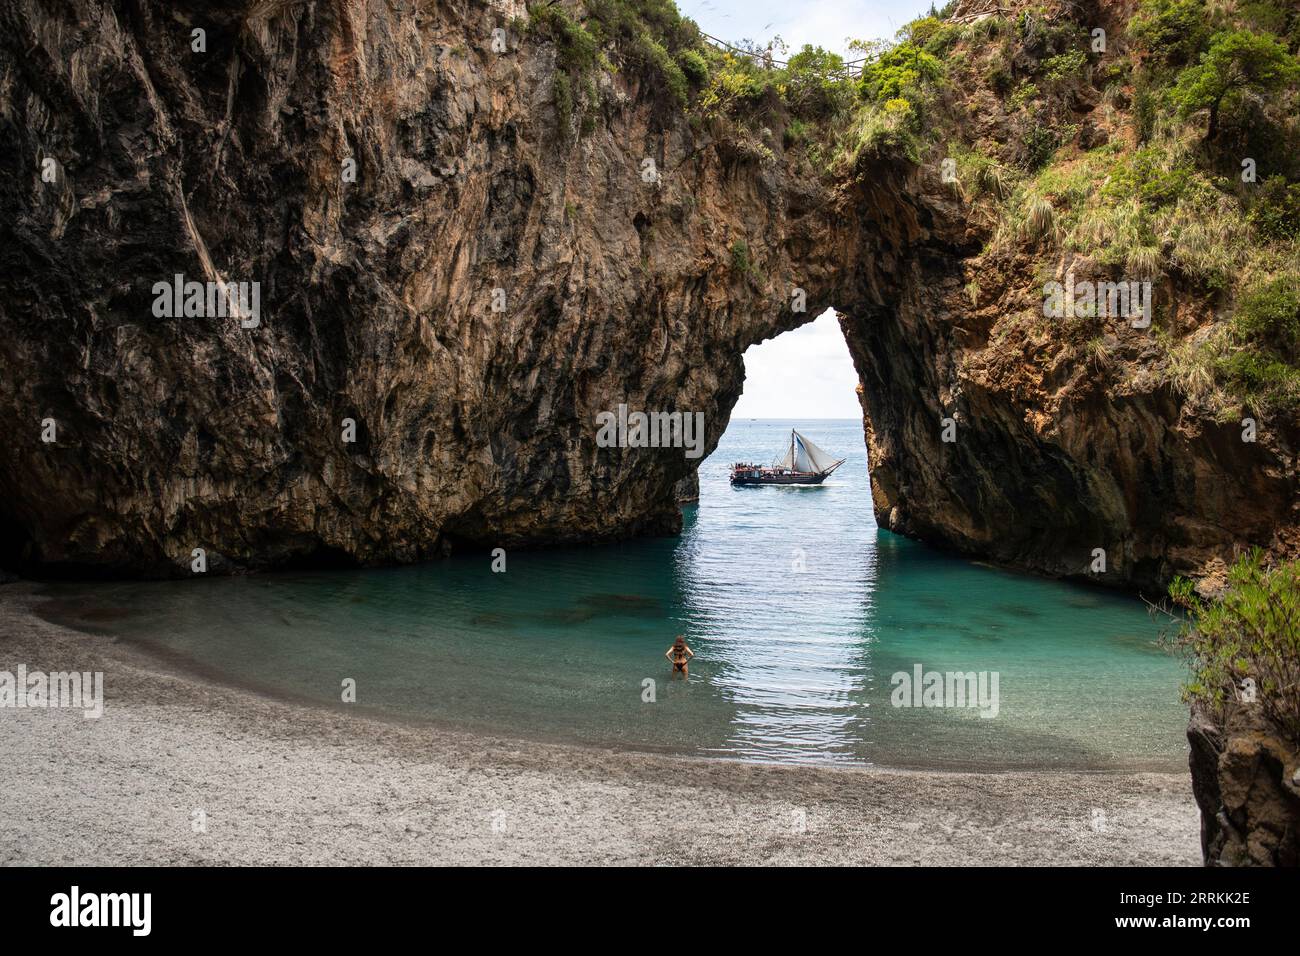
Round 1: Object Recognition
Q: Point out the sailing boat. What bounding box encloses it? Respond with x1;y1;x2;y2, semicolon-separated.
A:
729;429;846;486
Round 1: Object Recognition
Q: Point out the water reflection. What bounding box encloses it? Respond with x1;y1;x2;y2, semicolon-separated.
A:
677;500;881;763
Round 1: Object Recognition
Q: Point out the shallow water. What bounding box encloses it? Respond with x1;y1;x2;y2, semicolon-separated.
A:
39;419;1189;770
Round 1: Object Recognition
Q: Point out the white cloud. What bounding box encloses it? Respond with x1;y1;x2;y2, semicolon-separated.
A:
732;310;862;419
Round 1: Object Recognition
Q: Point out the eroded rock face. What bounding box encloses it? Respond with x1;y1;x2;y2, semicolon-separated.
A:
847;257;1298;593
1188;705;1300;866
841;0;1299;594
0;0;1294;587
0;0;857;573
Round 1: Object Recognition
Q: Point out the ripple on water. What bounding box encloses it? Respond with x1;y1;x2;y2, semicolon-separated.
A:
35;420;1190;771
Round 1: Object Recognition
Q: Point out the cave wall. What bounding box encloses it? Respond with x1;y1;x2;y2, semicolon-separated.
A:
0;0;1294;590
0;0;894;574
845;250;1297;593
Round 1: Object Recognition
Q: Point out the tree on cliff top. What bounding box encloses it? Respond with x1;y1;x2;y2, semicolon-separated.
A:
1170;29;1300;140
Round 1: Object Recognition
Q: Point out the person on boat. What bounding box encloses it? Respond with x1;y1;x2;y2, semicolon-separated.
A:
665;635;694;677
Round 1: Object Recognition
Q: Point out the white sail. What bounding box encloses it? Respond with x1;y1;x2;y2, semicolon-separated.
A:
792;431;841;473
771;430;843;474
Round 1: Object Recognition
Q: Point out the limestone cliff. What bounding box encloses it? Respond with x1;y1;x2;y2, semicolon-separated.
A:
0;0;1294;592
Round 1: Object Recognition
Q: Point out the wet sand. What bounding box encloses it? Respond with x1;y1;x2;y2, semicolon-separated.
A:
0;583;1201;866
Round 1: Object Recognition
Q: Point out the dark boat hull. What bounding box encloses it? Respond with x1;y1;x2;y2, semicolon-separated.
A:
730;472;829;486
730;432;845;487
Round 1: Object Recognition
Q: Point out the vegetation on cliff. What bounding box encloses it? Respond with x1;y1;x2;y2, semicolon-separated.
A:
525;0;1300;421
1170;551;1300;745
890;0;1300;421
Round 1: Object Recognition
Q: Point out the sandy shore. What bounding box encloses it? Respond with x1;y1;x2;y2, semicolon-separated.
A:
0;582;1201;866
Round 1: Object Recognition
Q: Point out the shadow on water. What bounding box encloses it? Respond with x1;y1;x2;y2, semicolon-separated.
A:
536;593;663;624
994;603;1043;619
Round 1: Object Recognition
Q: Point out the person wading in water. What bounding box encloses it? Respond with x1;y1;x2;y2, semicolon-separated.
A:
665;635;694;678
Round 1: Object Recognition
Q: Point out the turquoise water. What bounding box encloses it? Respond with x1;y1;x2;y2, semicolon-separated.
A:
39;419;1189;770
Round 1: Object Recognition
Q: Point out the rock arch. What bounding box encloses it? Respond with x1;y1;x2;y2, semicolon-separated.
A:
0;0;1291;590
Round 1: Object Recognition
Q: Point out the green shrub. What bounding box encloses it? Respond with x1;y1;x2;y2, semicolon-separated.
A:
968;14;1011;42
1234;274;1300;361
1021;122;1062;170
532;0;710;112
1168;552;1300;744
1041;49;1087;83
901;16;943;47
841;98;922;164
1130;77;1159;143
1217;275;1300;410
627;32;689;104
529;5;600;73
1248;176;1300;242
1218;349;1300;402
553;71;574;123
784;117;811;146
1108;147;1196;206
677;48;708;86
1009;81;1040;111
1239;0;1291;36
858;42;943;102
985;62;1014;94
784;45;853;118
923;21;963;55
1127;0;1212;67
528;4;606;127
1095;60;1130;89
730;239;752;275
698;56;777;116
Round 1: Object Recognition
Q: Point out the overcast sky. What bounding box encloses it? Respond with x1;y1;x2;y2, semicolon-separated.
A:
731;310;863;419
678;1;933;419
679;0;935;59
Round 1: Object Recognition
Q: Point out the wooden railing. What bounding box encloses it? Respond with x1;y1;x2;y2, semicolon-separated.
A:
698;31;872;80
